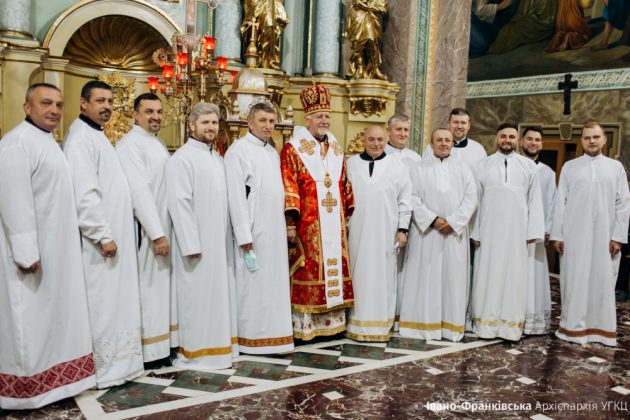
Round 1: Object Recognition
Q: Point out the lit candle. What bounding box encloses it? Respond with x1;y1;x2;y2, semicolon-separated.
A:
162;65;174;80
147;76;159;94
217;56;228;70
177;52;188;66
204;36;216;51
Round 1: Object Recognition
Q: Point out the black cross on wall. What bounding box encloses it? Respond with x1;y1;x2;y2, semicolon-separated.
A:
558;74;578;115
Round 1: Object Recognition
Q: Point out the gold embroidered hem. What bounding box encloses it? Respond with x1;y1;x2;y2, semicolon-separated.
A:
141;332;170;345
293;323;346;341
348;317;395;328
399;321;465;333
557;327;616;339
346;331;392;342
231;337;238;345
291;300;354;314
238;335;294;347
170;324;179;332
472;317;525;329
176;344;233;359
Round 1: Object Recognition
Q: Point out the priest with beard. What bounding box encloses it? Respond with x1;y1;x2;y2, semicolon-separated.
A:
166;102;235;369
471;122;544;341
519;126;556;335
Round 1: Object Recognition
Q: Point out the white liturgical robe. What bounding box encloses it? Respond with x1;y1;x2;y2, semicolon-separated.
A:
524;161;556;335
424;137;487;170
471;151;545;341
167;138;233;369
116;125;172;361
64;116;144;388
0;121;96;409
346;153;412;341
400;153;477;342
551;154;630;346
224;132;294;354
385;143;422;330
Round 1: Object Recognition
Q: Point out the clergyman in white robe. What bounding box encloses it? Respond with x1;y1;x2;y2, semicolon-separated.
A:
167;138;233;369
384;142;421;331
116;124;172;361
552;153;630;346
471;150;545;341
524;161;556;334
400;151;477;342
346;150;412;341
64;114;144;388
0;119;96;409
225;131;294;354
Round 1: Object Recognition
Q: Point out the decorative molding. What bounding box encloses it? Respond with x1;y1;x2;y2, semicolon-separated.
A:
410;0;433;153
64;15;169;71
467;68;630;99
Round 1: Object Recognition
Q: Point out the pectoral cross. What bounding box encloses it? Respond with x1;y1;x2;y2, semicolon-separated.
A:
321;191;338;213
298;139;316;155
558;73;578;115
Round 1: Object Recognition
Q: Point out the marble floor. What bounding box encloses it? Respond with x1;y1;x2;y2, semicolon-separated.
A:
2;276;630;419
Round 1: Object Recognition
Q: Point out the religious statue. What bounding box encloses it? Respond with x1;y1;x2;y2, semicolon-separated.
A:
344;0;388;80
241;0;289;70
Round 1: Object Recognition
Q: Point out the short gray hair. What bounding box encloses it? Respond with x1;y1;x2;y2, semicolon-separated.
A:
189;102;220;125
248;101;276;121
387;113;410;127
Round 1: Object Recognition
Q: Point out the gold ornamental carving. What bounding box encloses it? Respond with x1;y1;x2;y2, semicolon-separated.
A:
241;0;288;70
97;72;135;144
349;96;388;117
344;0;388;80
64;16;169;71
347;129;366;154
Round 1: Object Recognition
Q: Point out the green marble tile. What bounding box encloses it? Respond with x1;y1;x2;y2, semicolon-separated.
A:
387;336;448;351
340;344;386;360
170;370;231;392
233;360;287;381
290;352;341;370
97;381;166;410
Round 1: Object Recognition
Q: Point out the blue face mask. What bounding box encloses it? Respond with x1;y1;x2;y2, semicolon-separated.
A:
244;250;258;272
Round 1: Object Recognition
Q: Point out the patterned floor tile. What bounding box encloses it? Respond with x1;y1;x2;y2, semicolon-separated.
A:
340;343;386;360
169;370;231;392
289;352;343;370
387;336;449;351
97;382;172;411
233;360;288;381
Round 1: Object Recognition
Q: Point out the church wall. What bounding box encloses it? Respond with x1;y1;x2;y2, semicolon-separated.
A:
466;89;630;173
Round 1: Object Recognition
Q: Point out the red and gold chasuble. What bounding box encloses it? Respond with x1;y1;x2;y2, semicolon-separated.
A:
280;126;354;313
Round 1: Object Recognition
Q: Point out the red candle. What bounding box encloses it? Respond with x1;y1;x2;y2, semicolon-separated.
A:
177;52;188;66
204;36;216;51
147;76;159;93
230;70;237;83
217;56;228;70
162;65;174;80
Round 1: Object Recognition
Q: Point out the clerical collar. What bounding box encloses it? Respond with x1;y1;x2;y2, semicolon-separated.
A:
248;131;268;146
359;151;386;161
79;114;104;131
313;134;328;143
534;160;540;165
359;151;386;177
188;137;213;152
453;138;468;148
24;117;51;133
